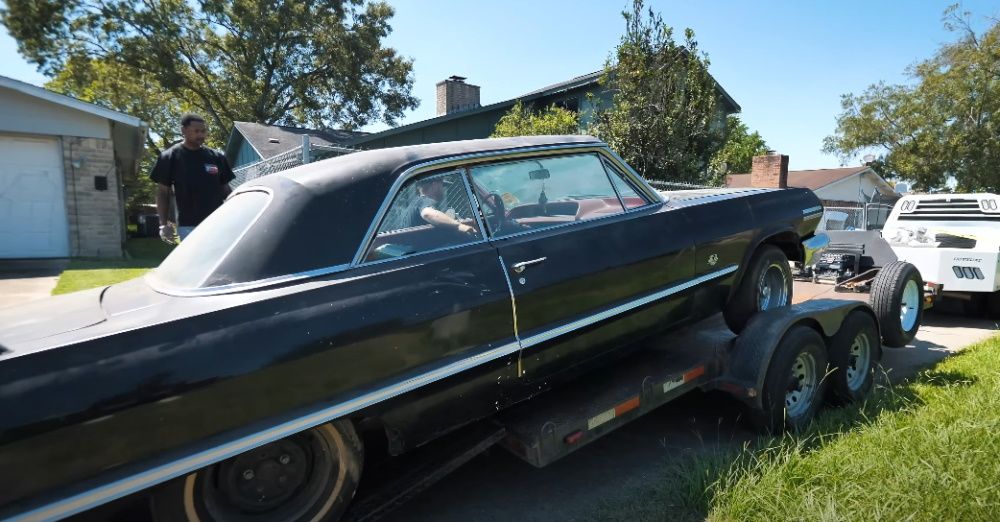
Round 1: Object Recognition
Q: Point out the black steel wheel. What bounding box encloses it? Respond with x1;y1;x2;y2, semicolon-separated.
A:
724;245;793;334
748;325;829;433
151;420;363;522
870;261;923;348
827;311;881;405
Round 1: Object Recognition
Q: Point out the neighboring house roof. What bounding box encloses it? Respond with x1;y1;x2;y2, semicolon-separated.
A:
352;69;741;147
726;167;874;191
226;121;368;161
0;75;145;129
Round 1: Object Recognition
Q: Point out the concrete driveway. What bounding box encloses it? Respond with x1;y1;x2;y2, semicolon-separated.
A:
0;259;67;309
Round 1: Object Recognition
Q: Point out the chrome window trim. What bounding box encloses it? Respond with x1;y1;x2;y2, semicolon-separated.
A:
802;205;823;216
598;148;665;204
352;143;612;266
599;155;656;212
11;258;733;522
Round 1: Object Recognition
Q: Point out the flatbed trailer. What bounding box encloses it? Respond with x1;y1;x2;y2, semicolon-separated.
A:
342;299;882;521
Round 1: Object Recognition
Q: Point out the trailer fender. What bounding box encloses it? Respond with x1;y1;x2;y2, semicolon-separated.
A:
717;299;877;409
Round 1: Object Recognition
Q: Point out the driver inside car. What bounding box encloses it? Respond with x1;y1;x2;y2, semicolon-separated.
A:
406;176;478;235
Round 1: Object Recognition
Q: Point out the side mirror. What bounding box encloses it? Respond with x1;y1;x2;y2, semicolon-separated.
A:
528;169;550;181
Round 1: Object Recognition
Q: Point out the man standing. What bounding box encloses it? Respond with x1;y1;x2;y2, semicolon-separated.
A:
151;114;235;242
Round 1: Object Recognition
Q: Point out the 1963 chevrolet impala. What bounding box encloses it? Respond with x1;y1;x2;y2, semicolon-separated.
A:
0;136;825;521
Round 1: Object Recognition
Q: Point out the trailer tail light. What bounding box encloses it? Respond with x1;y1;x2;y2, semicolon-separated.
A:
564;430;585;445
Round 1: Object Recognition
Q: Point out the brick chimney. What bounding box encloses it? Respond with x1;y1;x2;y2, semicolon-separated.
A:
750;151;789;189
436;76;481;116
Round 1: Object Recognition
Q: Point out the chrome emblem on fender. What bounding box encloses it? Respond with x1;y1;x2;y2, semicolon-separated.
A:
708;254;719;266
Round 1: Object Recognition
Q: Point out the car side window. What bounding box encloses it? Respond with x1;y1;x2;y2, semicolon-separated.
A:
469;153;626;236
364;170;481;262
602;158;650;209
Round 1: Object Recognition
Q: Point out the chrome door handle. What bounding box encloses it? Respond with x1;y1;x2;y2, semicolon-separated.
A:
511;257;547;274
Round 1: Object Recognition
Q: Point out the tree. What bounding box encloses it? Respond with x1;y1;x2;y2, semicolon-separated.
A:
591;0;726;185
2;0;418;144
709;115;769;181
491;101;580;138
824;6;1000;192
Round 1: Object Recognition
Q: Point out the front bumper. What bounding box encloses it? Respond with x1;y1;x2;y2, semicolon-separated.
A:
802;233;830;266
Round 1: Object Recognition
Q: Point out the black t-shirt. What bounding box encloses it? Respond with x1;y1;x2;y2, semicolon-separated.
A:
406;195;438;227
150;144;235;226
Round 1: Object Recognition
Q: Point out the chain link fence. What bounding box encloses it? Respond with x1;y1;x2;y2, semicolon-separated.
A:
819;204;894;231
232;138;359;187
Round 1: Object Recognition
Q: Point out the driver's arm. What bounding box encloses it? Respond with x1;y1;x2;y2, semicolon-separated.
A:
420;207;476;235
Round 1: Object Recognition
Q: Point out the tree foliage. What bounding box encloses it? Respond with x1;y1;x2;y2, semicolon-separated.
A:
824;6;1000;192
591;0;726;184
709;115;769;179
2;0;418;141
491;101;580;138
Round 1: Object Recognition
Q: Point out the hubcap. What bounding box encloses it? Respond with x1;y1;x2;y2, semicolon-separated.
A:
846;332;871;390
220;439;310;512
900;279;919;332
758;264;789;311
785;351;818;417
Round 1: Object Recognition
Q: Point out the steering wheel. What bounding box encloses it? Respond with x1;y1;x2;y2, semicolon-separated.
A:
484;192;507;233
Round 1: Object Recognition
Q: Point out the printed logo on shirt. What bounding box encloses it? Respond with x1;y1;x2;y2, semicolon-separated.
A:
204;163;219;175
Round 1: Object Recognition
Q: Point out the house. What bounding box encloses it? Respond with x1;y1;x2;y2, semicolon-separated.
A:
351;72;742;149
726;153;900;230
0;75;146;259
225;121;367;170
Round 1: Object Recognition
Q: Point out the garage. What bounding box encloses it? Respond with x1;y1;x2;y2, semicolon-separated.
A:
0;135;69;258
0;75;147;258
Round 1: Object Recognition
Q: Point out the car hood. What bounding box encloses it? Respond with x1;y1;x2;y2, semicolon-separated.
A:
0;286;107;347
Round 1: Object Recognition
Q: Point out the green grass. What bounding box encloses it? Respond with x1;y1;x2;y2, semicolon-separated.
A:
51;238;174;295
593;336;1000;521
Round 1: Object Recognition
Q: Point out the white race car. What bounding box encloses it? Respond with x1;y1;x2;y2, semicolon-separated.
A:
882;193;1000;311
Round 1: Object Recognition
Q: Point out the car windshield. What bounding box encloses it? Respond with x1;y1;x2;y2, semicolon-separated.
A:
149;190;271;289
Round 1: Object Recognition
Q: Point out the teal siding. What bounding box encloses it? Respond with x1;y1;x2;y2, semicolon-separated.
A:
233;137;261;168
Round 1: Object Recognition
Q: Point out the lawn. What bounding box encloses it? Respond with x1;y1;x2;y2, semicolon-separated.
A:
595;336;1000;521
51;238;174;295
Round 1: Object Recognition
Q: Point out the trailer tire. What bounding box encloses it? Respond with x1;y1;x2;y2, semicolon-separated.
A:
870;261;923;348
827;311;881;405
748;325;829;433
724;245;793;334
150;419;363;522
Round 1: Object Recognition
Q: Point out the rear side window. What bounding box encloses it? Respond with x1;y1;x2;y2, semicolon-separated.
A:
150;191;270;288
364;170;482;262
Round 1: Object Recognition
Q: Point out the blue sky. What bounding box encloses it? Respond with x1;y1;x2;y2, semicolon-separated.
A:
2;0;998;170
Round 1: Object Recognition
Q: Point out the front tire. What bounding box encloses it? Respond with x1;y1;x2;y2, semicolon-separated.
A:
724;245;793;334
870;261;923;348
151;419;363;522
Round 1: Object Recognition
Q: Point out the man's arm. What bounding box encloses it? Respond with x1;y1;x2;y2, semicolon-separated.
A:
420;207;476;235
156;183;173;226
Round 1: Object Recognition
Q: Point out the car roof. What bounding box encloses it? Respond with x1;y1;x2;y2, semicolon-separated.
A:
206;136;605;287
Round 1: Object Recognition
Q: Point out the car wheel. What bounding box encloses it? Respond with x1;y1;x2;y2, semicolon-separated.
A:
747;325;829;433
827;311;881;405
724;245;793;334
151;419;363;522
870;261;923;348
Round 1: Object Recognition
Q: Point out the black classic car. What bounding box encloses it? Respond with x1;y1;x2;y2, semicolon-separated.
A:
0;136;825;521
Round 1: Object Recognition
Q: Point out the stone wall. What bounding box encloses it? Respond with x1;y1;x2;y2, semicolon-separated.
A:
62;136;124;257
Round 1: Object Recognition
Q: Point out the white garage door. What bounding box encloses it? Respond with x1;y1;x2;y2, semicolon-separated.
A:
0;136;69;258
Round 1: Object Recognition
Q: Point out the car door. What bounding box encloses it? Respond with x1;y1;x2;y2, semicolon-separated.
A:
468;152;696;384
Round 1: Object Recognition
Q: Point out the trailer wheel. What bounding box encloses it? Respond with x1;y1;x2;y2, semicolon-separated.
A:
749;326;828;433
724;245;793;334
870;261;923;348
151;419;363;522
827;311;881;405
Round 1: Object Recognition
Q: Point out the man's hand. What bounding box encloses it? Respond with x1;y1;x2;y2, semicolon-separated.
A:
457;223;477;236
159;222;178;244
